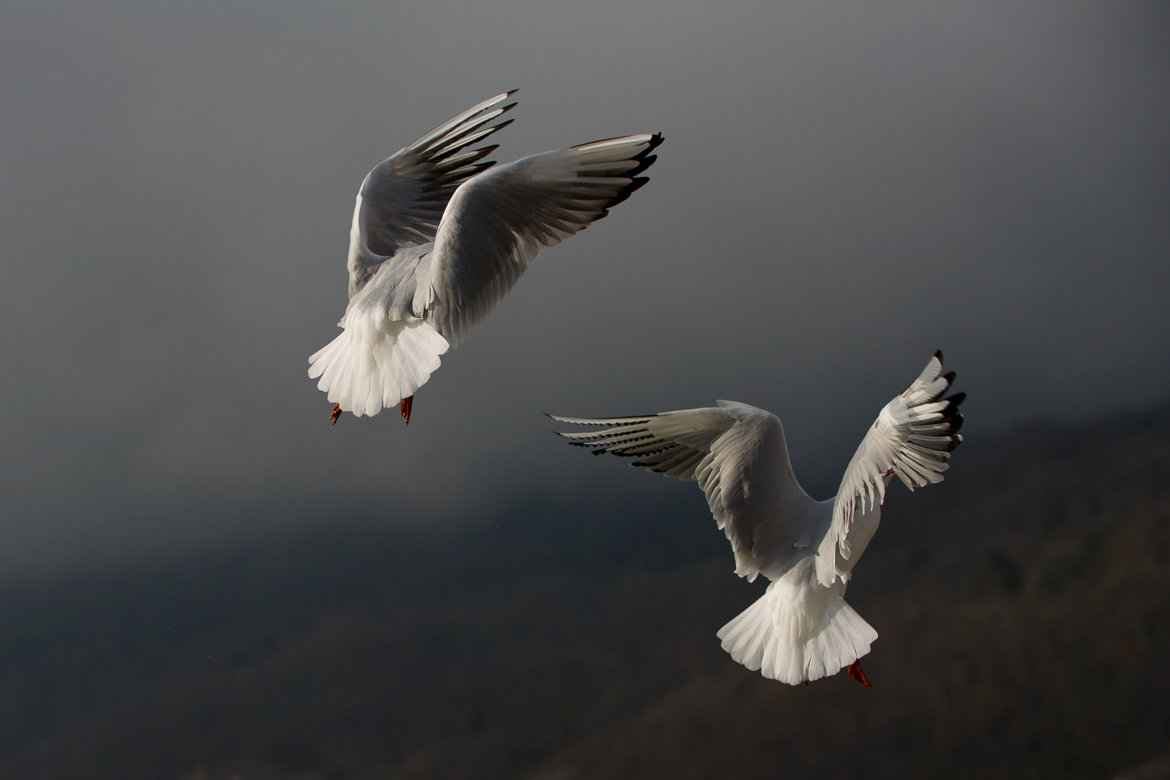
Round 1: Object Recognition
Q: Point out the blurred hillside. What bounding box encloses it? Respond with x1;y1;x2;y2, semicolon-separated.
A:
1;404;1168;780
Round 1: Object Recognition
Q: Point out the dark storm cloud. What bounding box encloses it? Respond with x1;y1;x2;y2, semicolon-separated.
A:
1;1;1167;576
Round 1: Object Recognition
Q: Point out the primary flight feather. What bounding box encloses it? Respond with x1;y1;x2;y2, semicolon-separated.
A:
309;91;662;424
552;352;966;686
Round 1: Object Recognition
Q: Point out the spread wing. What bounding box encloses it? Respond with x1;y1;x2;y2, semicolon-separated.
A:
420;133;662;346
350;91;518;289
816;351;966;586
551;401;813;581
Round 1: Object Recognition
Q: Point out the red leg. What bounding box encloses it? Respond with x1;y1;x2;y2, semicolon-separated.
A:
848;659;871;688
400;395;413;425
330;404;342;425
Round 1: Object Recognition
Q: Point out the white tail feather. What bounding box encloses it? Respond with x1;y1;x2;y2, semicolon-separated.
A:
717;578;878;685
308;316;449;418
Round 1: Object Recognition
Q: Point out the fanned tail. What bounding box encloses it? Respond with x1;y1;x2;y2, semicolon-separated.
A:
717;580;878;685
308;317;449;418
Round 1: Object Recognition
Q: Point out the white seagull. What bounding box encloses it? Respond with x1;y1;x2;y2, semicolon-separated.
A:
551;352;966;686
309;91;662;424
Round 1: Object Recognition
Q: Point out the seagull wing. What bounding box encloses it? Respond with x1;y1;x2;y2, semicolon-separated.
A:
816;352;966;586
350;92;519;288
420;133;662;346
552;401;813;581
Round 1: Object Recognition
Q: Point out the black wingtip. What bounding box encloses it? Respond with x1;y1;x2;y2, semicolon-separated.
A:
570;133;663;156
943;370;956;385
606;176;650;210
934;349;944;362
630;134;663;171
629;153;658;178
505;88;519;97
500;101;519;115
945;391;967;410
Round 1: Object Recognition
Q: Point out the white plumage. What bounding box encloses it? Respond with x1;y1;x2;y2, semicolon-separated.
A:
309;91;662;422
552;352;966;685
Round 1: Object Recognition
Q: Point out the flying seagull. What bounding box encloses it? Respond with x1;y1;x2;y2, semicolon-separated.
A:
551;352;965;686
309;91;662;424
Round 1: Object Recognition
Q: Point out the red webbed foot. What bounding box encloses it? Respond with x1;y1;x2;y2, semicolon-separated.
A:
400;396;413;425
848;660;871;688
330;404;342;425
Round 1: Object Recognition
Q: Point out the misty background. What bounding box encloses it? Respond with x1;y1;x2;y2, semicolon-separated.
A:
1;1;1168;580
2;4;1170;779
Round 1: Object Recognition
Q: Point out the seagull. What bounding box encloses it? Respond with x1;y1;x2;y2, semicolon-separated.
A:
309;91;662;424
551;352;965;686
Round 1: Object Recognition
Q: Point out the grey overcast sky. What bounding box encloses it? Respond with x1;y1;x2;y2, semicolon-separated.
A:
1;1;1167;578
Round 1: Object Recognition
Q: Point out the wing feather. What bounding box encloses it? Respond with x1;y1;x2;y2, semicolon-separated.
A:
816;352;966;586
423;133;663;345
552;402;813;581
354;92;519;269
